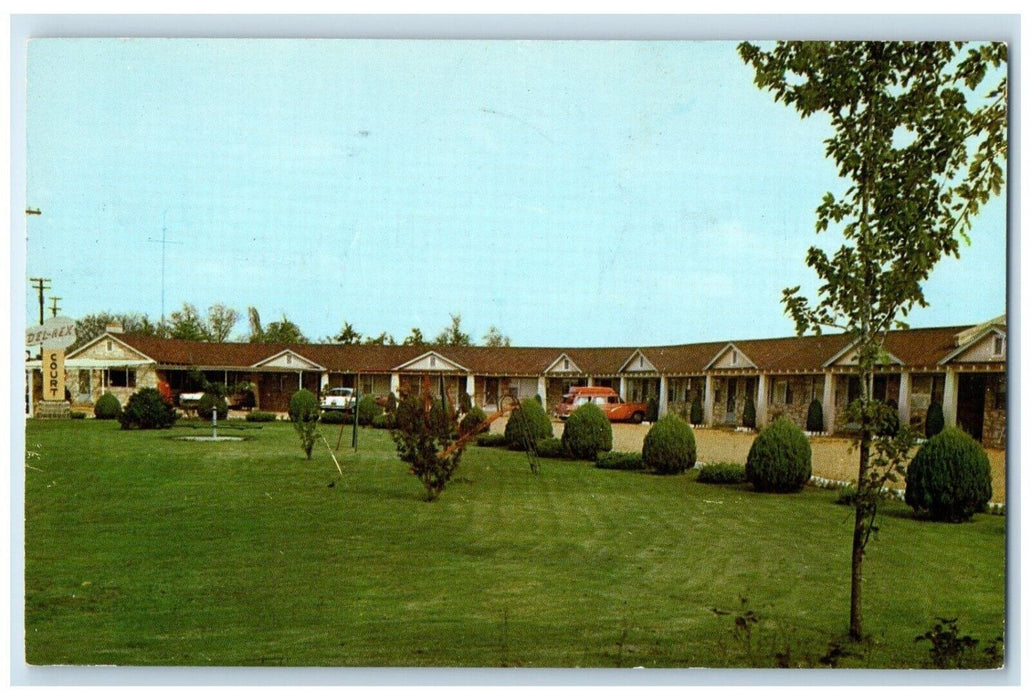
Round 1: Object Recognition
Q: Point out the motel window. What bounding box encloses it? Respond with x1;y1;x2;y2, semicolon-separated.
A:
773;379;793;405
107;368;136;388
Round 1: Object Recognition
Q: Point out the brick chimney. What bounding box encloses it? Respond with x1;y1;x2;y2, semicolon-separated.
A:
105;322;124;333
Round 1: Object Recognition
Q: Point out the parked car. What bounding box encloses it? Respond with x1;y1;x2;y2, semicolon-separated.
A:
554;386;648;423
320;387;357;412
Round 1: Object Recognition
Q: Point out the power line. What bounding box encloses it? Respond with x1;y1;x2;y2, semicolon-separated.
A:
29;278;51;325
49;297;62;318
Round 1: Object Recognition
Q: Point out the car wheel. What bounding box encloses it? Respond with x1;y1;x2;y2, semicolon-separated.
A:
631;412;644;424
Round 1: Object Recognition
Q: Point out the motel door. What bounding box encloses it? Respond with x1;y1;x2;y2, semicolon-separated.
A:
956;374;987;442
725;378;737;423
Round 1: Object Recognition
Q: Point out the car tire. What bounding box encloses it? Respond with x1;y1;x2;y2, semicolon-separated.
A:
631;412;644;424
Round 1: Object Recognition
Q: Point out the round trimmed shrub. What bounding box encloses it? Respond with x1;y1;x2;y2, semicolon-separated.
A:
561;402;612;460
196;392;228;421
742;395;757;429
745;416;812;493
642;414;697;475
288;389;319;422
806;399;824;433
476;433;509;448
535;437;567;459
697;462;747;484
690;392;704;425
925;402;945;438
118;388;177;430
356;395;383;426
459;406;489;436
904;427;992;522
505;399;553;446
94;392;121;420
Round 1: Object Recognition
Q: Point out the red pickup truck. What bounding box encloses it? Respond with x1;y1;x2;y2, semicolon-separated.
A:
554;386;648;423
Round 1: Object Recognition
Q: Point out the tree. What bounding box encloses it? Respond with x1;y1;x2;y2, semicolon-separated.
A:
260;314;309;344
739;41;1006;641
246;306;263;343
205;303;240;343
433;313;472;346
482;325;512;347
362;331;396;346
333;321;362;345
166;303;208;341
391;386;465;501
402;327;427;346
70;311;161;352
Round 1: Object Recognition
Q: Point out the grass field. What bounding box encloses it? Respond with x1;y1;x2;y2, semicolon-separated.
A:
23;419;1006;668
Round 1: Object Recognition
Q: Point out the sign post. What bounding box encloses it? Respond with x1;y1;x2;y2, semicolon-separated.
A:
27;316;76;419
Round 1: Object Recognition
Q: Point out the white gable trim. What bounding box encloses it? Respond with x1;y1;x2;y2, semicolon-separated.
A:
822;340;902;368
392;351;469;373
703;343;756;371
618;349;658;373
65;333;156;364
939;327;1006;365
544;353;583;374
252;349;325;371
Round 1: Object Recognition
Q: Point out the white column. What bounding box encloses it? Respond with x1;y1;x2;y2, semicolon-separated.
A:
898;371;912;427
390;372;401;396
26;369;34;418
703;374;715;426
297;371;302;390
467;374;477;407
320;371;331;391
822;371;836;434
619;376;627;400
586;376;595;387
658;375;669;418
756;373;769;427
536;376;546;403
942;367;959;428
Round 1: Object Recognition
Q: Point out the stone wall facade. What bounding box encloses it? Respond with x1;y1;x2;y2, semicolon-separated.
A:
982;374;1006;450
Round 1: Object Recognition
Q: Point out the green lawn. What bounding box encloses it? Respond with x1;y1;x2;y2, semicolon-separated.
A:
24;419;1006;668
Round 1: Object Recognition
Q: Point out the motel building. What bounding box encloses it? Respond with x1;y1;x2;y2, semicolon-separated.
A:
26;316;1007;450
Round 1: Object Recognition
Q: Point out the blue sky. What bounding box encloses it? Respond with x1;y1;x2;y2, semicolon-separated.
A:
23;38;1008;347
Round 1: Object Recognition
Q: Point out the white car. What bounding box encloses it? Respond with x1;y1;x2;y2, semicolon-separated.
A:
320;387;357;412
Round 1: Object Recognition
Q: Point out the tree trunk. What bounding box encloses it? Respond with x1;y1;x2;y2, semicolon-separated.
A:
849;432;872;640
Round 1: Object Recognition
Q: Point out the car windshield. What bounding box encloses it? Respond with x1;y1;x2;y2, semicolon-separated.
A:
328;389;352;396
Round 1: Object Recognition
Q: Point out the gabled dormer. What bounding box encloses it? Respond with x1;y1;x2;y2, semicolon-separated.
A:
253;349;324;371
822;342;902;368
544;353;583;374
704;343;757;371
392;351;468;373
619;349;658;373
65;333;155;364
940;327;1007;365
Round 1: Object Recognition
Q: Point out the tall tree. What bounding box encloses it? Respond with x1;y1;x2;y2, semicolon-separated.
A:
261;314;309;344
246;306;263;343
333;321;362;345
482;325;512;347
166;303;208;341
739;40;1006;640
433;313;472;346
362;331;396;346
206;303;240;343
70;311;161;352
402;327;426;346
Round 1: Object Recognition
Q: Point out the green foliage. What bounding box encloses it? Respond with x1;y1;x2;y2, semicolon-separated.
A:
595;451;644;471
904;428;992;522
690;392;704;425
806;399;824;433
561;402;613;460
878;399;900;437
459;406;489;437
244;410;277;422
93;392;121;420
534;438;567;459
642;414;697;475
458;392;472;414
742;395;757;429
745;417;812;493
504;399;553;447
319;410;349;424
357;395;383;426
288;389;320;459
433;312;471;346
475;433;509;448
118;388;177;430
925;402;945;438
835;484;859;506
196;392;228;421
371;413;395;430
70;411;86;420
914;617;1004;669
391;392;464;501
697;462;748;485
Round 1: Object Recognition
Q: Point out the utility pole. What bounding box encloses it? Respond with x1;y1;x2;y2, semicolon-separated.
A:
49;297;61;318
147;211;182;326
29;277;51;325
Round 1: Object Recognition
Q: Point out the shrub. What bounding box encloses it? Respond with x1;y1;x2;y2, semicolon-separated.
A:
742;395;757;429
806;399;824;433
320;410;349;424
458;406;489;437
289;389;321;459
904;427;992;522
690;392;704;425
118;388;177;430
925;402;945;438
745;416;812;493
645;397;659;423
391;392;464;501
196;392;229;421
458;391;472;415
356;395;383;426
561;402;612;460
642;414;697;475
371;413;395;430
475;433;509;448
697;462;747;484
94;392;121;420
70;411;86;420
245;410;277;422
504;399;553;447
596;451;644;471
535;437;567;459
385;392;398;414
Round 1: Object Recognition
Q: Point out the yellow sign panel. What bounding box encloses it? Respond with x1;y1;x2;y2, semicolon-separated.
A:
44;349;65;402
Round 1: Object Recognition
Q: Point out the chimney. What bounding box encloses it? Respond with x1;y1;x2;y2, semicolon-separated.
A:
106;322;124;334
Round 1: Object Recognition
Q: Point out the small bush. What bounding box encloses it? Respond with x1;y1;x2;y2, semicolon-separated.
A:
697;462;747;484
70;411;86;420
94;392;121;420
459;406;489;436
356;395;383;426
371;413;395;430
561;402;613;460
319;410;349;424
118;388;177;430
905;427;992;522
289;389;321;459
690;392;704;425
504;399;553;446
745;416;812;493
475;433;509;448
806;399;824;432
925;402;945;438
742;395;757;429
596;451;644;471
196;392;229;421
245;410;277;422
391;392;464;501
835;484;859;505
642;414;697;475
535;437;567;459
385;392;398;414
